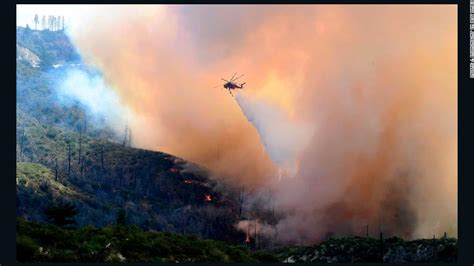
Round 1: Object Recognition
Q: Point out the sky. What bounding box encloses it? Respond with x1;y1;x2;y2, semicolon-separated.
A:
17;5;458;244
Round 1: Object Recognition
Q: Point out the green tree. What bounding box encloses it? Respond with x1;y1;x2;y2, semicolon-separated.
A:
116;208;126;225
16;235;39;262
44;202;78;228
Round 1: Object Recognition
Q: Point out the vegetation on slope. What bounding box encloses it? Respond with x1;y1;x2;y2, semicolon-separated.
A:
17;217;457;263
16;122;244;241
16;27;245;242
273;236;457;263
17;26;80;67
17;218;279;263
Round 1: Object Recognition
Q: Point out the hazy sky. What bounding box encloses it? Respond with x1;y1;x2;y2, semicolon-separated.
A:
17;5;78;27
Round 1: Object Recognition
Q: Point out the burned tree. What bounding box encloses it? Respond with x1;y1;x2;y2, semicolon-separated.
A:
18;128;27;161
33;14;39;30
122;124;132;147
123;124;128;147
239;187;245;219
54;158;58;181
67;143;71;177
78;116;87;167
100;143;105;179
78;130;82;167
80;154;85;178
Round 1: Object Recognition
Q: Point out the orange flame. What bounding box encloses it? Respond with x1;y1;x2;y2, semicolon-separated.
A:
204;194;212;202
170;168;178;173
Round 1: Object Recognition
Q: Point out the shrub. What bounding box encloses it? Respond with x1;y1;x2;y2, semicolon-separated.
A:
16;235;39;262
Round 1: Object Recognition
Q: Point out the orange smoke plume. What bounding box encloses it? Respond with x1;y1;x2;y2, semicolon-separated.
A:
65;5;457;243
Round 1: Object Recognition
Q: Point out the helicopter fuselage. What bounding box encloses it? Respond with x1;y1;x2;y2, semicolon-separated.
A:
224;82;244;90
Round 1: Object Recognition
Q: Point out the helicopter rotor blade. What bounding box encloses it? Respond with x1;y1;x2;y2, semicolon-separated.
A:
221;78;230;82
232;74;245;81
230;72;237;81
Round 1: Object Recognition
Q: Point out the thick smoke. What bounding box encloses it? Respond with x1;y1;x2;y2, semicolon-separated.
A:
55;67;133;134
61;5;457;243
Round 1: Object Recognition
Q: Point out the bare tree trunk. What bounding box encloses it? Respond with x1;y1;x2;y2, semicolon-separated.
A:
55;159;58;181
67;143;71;177
147;159;151;179
78;130;82;166
19;129;26;161
123;124;128;147
133;169;138;190
118;167;124;187
239;187;244;219
100;142;105;179
80;155;85;177
78;117;87;167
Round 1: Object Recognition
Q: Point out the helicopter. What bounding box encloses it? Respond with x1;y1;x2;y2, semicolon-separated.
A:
214;73;246;96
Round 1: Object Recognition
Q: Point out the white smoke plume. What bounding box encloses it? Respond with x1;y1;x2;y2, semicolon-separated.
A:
54;68;134;135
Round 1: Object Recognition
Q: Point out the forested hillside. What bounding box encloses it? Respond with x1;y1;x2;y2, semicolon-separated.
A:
16;26;245;243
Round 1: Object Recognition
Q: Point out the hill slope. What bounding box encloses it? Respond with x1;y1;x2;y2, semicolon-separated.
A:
16;26;80;67
16;27;244;243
